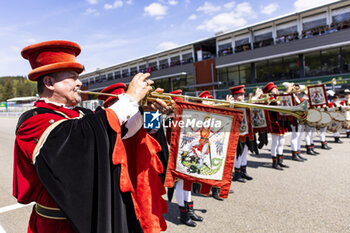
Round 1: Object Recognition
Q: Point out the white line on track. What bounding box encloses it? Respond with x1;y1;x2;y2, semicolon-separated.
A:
0;203;32;214
0;224;6;233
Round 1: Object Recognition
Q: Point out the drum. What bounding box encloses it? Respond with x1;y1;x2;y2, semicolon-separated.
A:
306;109;321;127
344;111;350;129
317;111;332;129
327;112;345;133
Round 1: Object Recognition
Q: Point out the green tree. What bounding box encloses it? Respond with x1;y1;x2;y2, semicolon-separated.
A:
2;80;14;100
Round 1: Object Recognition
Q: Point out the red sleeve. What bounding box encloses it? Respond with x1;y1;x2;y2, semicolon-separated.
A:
13;113;65;204
328;102;335;108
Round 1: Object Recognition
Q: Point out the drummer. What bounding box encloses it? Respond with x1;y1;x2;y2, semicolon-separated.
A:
329;94;343;143
340;89;350;138
263;82;289;170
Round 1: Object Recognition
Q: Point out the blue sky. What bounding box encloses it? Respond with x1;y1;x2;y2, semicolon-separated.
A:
0;0;340;77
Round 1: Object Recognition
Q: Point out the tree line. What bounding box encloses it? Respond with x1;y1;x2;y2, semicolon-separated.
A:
0;76;37;102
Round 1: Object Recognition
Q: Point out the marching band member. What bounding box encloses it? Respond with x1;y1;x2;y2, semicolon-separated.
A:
285;83;307;161
14;40;169;233
229;85;254;181
340;89;350;138
263;82;289;170
169;89;204;227
329;94;343;143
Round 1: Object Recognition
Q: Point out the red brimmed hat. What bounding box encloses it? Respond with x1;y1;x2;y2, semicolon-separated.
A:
263;82;277;94
198;91;213;99
21;40;84;81
169;89;183;101
98;83;127;108
229;85;245;95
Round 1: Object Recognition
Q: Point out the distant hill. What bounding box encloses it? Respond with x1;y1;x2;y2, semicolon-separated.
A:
0;76;36;101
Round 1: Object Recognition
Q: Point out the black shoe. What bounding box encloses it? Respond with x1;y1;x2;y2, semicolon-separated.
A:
184;201;203;221
335;137;343;143
306;146;317;155
272;157;283;170
179;206;196;227
212;187;223;201
232;169;246;182
241;166;253;180
292;151;303;162
277;155;289;168
296;151;307;161
310;144;319;154
321;141;331;150
240;166;253;180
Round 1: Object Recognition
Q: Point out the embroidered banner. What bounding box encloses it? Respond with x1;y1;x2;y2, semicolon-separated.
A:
164;101;243;199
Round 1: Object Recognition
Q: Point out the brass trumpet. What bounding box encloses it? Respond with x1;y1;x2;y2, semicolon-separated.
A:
286;78;337;94
146;91;307;120
78;90;307;120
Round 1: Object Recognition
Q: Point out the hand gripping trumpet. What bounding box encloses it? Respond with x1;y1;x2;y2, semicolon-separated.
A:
78;89;308;120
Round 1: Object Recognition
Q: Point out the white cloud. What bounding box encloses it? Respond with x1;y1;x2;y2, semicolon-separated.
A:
104;0;123;10
197;2;221;15
294;0;340;11
188;14;197;20
261;3;279;15
168;0;178;5
84;8;100;16
196;2;256;32
224;1;236;10
126;0;133;5
87;0;98;4
157;41;178;50
144;3;168;20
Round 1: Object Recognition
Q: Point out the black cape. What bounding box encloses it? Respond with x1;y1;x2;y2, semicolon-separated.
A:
35;108;143;233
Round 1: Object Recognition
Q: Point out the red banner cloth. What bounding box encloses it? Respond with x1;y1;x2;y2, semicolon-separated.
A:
164;101;243;199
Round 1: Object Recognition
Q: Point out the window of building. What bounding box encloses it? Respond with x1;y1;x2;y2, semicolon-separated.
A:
283;56;299;79
107;73;114;81
302;15;327;38
96;74;107;83
217;65;251;88
218;42;233;56
148;61;158;71
182;52;193;64
341;46;350;73
235;38;251;53
89;77;95;85
304;51;322;76
255;55;300;82
239;64;251;84
159;58;169;70
122;69;129;78
255;60;269;83
171;75;188;91
170;55;180;67
139;64;147;73
114;71;121;79
154;78;171;92
321;48;340;75
130;67;137;76
276;26;299;44
253;32;273;49
332;6;350;29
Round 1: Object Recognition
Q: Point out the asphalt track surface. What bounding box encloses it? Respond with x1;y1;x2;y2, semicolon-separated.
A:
0;117;349;232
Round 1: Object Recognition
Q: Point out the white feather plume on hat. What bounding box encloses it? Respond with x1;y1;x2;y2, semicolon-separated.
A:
326;90;335;97
282;82;292;88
